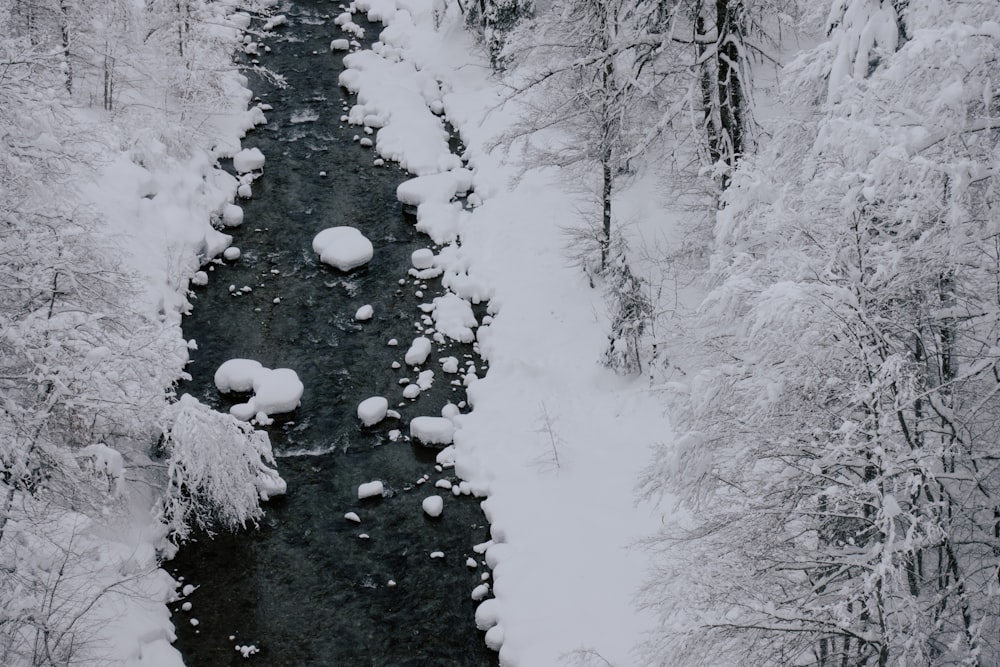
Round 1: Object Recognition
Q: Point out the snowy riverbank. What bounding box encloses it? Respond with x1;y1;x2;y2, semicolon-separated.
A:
335;1;675;663
0;1;286;664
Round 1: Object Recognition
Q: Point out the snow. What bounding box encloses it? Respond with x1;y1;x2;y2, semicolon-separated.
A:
345;512;362;523
422;495;444;517
358;396;390;426
77;443;125;494
332;2;674;663
223;246;241;260
221;203;244;227
331;39;351;51
339;49;461;175
355;304;375;320
312;226;374;271
233;147;265;173
215;359;304;422
430;292;477;342
262;14;287;30
358;480;385;500
404;336;432;366
396;169;473;206
411;248;435;269
409;416;455;446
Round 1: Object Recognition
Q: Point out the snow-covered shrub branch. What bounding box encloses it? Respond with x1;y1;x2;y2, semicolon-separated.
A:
157;395;285;544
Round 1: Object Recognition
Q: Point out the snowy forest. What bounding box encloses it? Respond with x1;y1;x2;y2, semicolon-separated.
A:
3;0;1000;665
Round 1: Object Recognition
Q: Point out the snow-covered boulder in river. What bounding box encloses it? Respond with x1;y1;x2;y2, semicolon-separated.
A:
410;416;455;447
312;226;374;271
214;359;303;423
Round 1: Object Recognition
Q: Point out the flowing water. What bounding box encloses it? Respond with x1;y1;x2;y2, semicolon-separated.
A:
171;4;496;664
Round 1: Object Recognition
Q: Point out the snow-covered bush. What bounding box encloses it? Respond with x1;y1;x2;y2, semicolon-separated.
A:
157;395;286;543
643;2;1000;665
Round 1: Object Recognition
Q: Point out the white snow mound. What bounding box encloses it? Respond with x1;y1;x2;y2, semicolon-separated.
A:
233;147;265;173
422;495;444;517
215;359;303;422
313;226;374;271
358;396;389;426
358;480;384;500
410;416;455;446
404;336;432;366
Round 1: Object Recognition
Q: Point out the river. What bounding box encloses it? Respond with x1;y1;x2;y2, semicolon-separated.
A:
170;3;496;664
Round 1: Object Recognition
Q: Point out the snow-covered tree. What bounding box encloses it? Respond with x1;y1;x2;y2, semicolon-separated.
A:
643;1;1000;664
465;0;534;68
156;395;285;544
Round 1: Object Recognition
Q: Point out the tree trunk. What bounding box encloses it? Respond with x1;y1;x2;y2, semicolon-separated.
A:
59;0;73;95
715;0;744;189
598;2;615;272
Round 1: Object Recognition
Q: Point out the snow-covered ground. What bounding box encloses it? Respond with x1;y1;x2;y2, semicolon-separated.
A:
338;1;676;663
0;4;282;665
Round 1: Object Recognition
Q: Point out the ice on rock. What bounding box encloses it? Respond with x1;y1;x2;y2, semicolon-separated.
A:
221;203;244;227
358;480;384;500
404;336;432;366
410;416;455;446
312;226;374;271
422;495;444;517
233;147;265;173
411;248;435;270
358;396;389;426
355;304;374;321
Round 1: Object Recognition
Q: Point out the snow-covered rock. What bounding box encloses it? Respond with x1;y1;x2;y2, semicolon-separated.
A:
410;416;455;446
355;304;374;320
233;147;265;173
358;481;384;500
221;203;244;227
404;336;432;366
431;292;477;343
312;226;374;271
358;396;389;426
215;359;303;422
331;38;351;51
396;169;473;206
412;248;435;270
422;495;444;517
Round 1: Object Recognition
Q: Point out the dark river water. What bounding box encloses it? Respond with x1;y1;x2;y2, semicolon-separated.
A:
171;4;496;665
